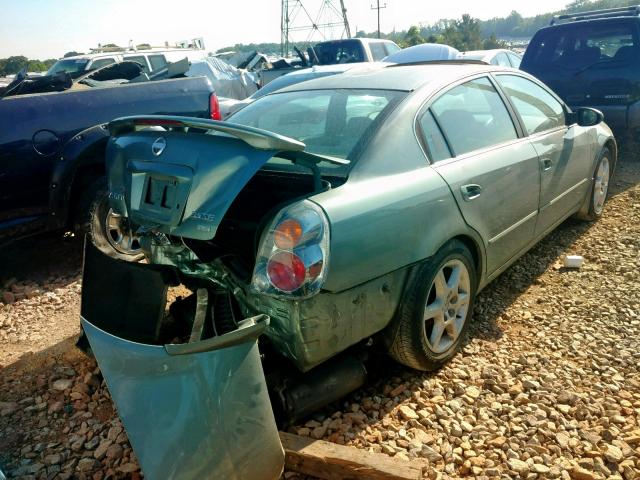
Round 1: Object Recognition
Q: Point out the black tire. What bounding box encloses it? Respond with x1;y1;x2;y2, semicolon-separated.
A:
387;240;477;371
76;177;143;261
575;147;612;221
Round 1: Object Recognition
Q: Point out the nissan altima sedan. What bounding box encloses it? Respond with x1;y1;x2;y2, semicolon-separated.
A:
80;63;615;479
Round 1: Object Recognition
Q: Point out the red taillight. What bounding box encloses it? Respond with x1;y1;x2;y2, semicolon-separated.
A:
267;251;306;292
209;93;221;121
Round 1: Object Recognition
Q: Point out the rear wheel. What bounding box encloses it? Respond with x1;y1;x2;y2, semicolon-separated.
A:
387;240;476;371
77;178;143;261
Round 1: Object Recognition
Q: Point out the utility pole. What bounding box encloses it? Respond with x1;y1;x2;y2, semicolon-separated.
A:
370;0;386;39
281;0;352;57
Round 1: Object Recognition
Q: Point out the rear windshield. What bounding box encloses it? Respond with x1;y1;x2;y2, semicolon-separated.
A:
525;22;638;71
314;40;366;65
46;58;89;75
228;88;405;172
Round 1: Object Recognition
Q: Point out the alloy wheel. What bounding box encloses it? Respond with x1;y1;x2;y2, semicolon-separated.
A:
104;209;141;256
593;157;610;215
423;259;471;354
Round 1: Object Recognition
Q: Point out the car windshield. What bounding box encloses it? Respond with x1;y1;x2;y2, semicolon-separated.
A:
228;88;405;172
314;40;366;65
46;58;89;75
526;22;638;72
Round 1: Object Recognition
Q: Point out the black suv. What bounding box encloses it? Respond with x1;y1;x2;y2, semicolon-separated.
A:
521;6;640;140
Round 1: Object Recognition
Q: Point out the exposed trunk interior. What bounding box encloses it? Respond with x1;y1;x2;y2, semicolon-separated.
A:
184;167;343;281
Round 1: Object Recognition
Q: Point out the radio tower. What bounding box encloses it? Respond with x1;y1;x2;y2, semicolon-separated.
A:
281;0;351;56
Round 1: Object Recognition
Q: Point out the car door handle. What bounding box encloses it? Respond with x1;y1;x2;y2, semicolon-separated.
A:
460;184;482;201
542;158;553;171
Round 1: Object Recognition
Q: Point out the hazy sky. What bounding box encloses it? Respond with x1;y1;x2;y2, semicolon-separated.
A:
0;0;570;59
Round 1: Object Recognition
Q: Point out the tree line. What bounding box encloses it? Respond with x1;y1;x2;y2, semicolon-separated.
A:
0;56;57;76
217;0;636;55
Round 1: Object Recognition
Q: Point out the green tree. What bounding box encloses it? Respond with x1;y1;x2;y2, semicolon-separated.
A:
63;51;83;58
441;14;483;51
404;25;425;47
0;56;29;76
483;34;507;49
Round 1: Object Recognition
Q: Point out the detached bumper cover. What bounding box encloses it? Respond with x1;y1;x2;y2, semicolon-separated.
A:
82;316;283;480
80;243;283;480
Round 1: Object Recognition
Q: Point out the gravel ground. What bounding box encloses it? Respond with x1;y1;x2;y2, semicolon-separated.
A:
1;160;639;480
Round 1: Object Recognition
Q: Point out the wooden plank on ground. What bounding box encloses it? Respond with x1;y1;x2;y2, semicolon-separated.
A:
279;432;424;480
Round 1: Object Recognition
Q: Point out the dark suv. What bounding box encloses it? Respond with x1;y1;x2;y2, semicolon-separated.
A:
521;6;640;139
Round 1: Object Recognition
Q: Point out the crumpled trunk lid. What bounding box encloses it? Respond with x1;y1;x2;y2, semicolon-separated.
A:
106;116;305;241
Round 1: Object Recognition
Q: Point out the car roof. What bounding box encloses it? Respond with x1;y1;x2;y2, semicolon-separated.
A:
538;15;636;32
384;43;460;63
275;63;503;93
317;38;394;45
62;48;200;61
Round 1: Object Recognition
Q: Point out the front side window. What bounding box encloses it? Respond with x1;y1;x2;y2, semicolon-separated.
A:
228;89;404;165
430;77;518;156
496;75;565;134
89;58;116;70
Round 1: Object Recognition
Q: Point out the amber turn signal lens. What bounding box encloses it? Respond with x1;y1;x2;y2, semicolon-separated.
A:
274;219;303;249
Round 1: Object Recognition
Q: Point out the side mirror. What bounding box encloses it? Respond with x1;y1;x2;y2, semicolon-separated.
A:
573;107;604;127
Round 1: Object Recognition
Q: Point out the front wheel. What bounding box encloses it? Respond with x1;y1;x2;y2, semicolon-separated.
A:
387;240;477;371
575;148;611;221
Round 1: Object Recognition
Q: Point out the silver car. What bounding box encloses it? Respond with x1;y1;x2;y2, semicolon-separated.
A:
81;63;615;479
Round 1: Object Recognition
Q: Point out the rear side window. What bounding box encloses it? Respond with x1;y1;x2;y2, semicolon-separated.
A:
525;22;638;70
507;52;522;68
496;75;565;134
123;55;149;71
418;111;451;162
148;54;167;71
431;77;518;156
384;42;401;56
369;42;388;61
492;53;511;66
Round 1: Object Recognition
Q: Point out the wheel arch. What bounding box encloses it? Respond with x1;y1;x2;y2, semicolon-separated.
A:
603;137;617;172
450;234;483;288
49;124;110;228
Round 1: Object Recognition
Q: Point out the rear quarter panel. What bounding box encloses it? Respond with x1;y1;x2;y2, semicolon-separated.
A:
312;166;477;293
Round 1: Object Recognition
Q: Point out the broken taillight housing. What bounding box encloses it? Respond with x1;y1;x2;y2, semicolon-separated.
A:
209;93;222;121
251;200;329;298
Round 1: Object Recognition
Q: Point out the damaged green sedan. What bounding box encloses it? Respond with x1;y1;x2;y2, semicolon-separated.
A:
80;64;615;479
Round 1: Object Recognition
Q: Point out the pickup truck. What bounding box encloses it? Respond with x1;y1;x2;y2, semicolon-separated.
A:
0;71;217;259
